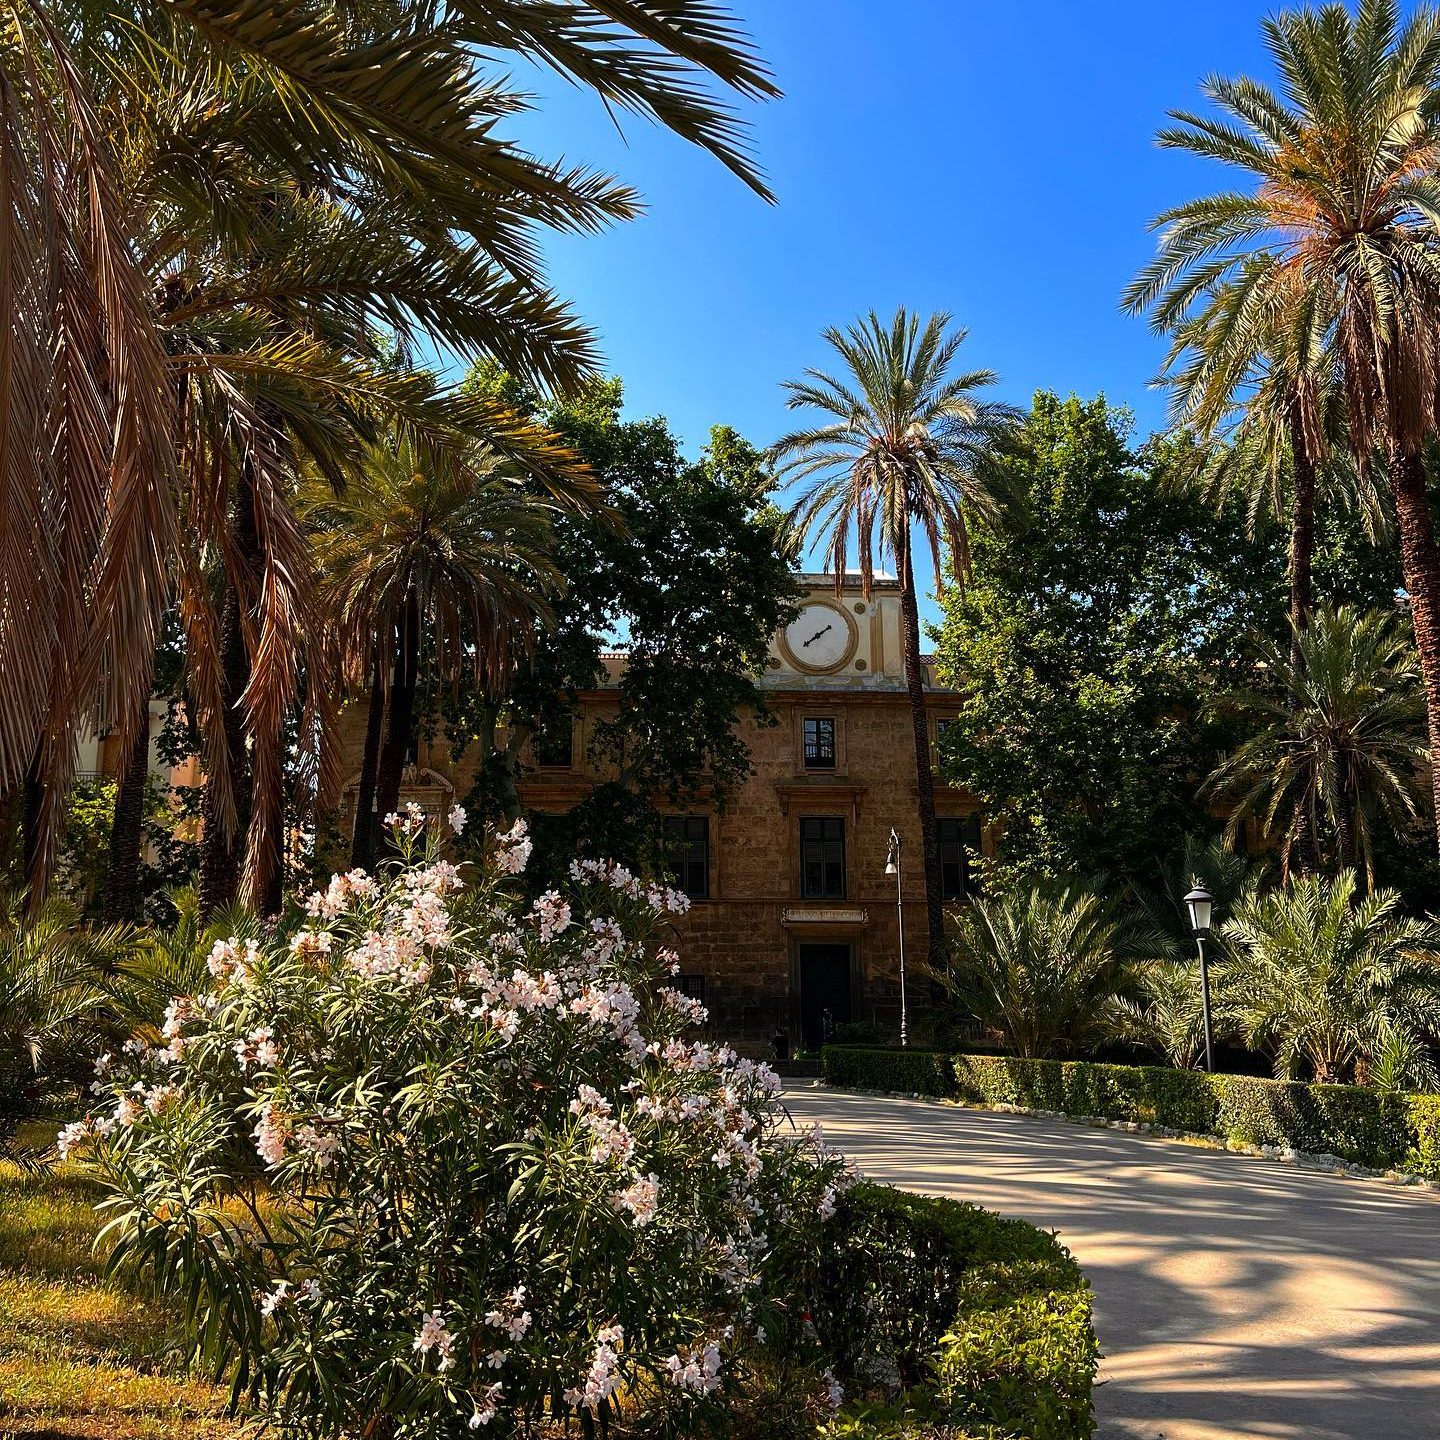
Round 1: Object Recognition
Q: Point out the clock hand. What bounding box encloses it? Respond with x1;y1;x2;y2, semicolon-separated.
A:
802;623;834;648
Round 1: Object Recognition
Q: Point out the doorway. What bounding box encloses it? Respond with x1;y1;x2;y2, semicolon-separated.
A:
798;943;852;1050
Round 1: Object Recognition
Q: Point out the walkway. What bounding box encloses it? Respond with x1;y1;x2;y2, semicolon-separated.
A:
783;1085;1440;1440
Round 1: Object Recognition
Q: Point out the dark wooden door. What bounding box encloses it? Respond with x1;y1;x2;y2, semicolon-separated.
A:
799;943;852;1049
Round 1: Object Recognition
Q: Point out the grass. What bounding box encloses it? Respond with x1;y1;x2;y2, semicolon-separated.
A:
0;1123;240;1440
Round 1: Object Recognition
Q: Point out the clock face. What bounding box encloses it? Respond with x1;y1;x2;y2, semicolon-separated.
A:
783;602;854;672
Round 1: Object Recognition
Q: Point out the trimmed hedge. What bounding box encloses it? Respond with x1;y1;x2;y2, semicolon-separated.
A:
821;1045;956;1097
821;1045;1440;1178
816;1182;1097;1439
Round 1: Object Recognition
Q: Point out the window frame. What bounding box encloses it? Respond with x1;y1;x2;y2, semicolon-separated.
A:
802;716;838;770
663;814;711;900
532;717;576;770
936;815;982;902
799;815;846;900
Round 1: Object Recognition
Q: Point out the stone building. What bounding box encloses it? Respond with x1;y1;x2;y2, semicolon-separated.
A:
342;572;983;1052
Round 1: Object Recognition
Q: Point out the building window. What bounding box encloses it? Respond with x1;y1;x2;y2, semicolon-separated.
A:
532;717;574;769
675;973;706;1005
800;816;846;899
803;716;837;770
664;815;710;899
937;816;982;901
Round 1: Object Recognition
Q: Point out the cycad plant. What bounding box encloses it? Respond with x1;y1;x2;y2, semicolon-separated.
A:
305;440;563;868
1223;870;1440;1087
1126;0;1440;849
1112;961;1235;1071
775;309;1020;964
0;886;135;1155
1204;604;1426;884
939;882;1149;1059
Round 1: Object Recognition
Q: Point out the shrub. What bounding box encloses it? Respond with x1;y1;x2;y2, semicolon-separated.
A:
813;1184;1097;1440
1405;1095;1440;1180
823;1047;1440;1178
952;1054;1428;1172
63;811;850;1437
821;1046;954;1097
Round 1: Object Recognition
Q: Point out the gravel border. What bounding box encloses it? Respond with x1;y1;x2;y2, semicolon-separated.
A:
799;1081;1440;1193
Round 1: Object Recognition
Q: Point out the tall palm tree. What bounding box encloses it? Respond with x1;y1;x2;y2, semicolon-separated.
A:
1125;0;1440;848
304;439;562;869
937;882;1148;1060
0;0;779;905
1204;604;1426;885
1223;870;1440;1086
774;309;1020;964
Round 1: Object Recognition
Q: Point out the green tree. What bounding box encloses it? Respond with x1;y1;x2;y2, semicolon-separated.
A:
1223;871;1440;1086
448;378;799;884
774;309;1020;965
933;394;1277;884
1205;605;1427;886
304;438;563;870
1126;0;1440;850
938;882;1147;1060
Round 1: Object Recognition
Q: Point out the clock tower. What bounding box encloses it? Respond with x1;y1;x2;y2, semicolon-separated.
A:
765;573;906;688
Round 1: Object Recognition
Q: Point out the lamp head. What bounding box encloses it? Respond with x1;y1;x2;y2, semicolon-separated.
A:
1184;885;1213;937
885;828;900;875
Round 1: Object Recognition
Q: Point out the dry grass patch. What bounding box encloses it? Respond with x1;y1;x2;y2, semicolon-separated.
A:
0;1146;240;1440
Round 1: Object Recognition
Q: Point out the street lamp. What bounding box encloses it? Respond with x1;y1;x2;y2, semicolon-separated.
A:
885;828;908;1048
1183;885;1215;1073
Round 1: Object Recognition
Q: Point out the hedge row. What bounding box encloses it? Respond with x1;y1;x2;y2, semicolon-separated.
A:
820;1044;956;1097
817;1182;1098;1439
820;1046;1440;1179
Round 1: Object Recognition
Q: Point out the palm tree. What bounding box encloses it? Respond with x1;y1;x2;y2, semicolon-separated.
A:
0;0;778;905
304;439;562;869
1161;295;1341;653
937;882;1148;1060
1223;870;1440;1087
1204;604;1426;885
774;309;1020;964
1125;0;1440;849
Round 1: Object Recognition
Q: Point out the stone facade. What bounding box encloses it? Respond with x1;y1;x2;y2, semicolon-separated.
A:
335;573;987;1053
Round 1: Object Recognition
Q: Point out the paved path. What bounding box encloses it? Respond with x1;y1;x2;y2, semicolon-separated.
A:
783;1085;1440;1440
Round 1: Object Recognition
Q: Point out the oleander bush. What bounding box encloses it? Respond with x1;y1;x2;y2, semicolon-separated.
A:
812;1183;1097;1440
823;1046;1440;1178
61;810;854;1438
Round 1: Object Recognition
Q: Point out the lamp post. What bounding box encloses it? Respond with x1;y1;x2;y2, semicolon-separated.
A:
1184;885;1215;1073
885;828;907;1047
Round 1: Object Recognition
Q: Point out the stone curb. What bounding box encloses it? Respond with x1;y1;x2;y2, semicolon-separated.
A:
801;1081;1440;1193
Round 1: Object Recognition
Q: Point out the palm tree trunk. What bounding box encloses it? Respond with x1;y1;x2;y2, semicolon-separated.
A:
896;528;946;968
20;750;43;895
373;595;420;854
1288;427;1316;653
1287;422;1320;872
199;467;257;917
104;698;151;923
1335;787;1357;875
1389;446;1440;852
350;651;386;871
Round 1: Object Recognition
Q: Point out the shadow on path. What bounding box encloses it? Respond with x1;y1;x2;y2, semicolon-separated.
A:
783;1086;1440;1440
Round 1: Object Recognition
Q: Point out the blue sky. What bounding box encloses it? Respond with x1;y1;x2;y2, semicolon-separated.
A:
501;0;1279;457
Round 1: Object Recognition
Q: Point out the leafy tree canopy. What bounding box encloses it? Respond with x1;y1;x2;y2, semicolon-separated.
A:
934;393;1284;885
446;371;799;883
